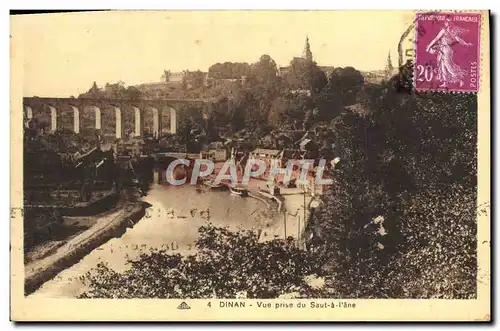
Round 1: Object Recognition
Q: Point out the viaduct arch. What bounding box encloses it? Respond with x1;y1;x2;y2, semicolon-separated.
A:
22;97;207;138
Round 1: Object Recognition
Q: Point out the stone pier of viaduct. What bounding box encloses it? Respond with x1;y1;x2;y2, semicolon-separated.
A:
23;97;209;138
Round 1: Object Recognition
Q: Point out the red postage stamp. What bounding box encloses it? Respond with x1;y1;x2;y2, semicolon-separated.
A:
415;12;481;93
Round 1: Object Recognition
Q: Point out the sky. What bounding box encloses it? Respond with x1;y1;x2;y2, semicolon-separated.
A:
12;11;411;97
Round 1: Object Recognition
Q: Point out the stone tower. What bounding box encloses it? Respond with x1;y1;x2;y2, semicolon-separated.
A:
303;36;313;62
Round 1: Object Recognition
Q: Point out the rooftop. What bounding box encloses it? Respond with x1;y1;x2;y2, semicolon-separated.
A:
251;148;281;156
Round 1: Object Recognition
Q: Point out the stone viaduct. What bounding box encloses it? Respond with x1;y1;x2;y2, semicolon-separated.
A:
23;97;210;138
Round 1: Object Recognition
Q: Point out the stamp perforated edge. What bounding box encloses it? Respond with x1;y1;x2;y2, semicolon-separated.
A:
412;10;483;94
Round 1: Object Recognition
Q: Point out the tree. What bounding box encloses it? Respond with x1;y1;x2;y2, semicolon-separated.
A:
208;62;251;79
218;55;283;135
175;104;206;152
284;57;327;93
247;55;279;86
126;86;142;100
268;97;288;128
79;81;101;99
79;81;143;100
90;81;99;92
162;70;171;82
309;68;477;298
326;67;364;106
80;225;325;299
206;98;232;136
232;62;252;78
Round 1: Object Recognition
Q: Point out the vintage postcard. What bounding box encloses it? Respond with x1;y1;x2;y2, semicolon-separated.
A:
10;10;490;321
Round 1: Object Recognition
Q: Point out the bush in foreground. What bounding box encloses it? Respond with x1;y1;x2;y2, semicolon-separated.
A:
79;225;325;299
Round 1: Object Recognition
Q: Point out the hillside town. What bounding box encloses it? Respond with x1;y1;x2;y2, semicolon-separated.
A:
24;36;391;209
23;34;477;301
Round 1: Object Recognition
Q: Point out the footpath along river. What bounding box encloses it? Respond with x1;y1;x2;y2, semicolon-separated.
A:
29;183;287;298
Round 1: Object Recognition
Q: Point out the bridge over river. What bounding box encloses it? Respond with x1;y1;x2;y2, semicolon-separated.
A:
23;97;214;138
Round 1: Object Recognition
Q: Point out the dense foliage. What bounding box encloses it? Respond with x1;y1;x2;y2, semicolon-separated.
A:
208;62;252;79
74;54;365;143
41;56;477;299
79;81;142;100
80;225;325;298
307;66;477;298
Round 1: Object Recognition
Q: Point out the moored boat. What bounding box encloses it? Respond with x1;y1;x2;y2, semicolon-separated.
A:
230;185;248;197
202;178;226;190
209;182;225;190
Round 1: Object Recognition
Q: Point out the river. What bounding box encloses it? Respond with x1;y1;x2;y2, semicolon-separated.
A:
29;183;282;298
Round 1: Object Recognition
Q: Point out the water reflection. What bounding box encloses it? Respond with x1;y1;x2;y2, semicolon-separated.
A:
30;184;276;298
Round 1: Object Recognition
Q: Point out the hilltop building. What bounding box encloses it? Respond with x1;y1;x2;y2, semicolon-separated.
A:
161;70;186;83
135;37;395;96
362;52;398;84
303;35;313;62
385;51;395;78
135;70;209;97
278;36;334;77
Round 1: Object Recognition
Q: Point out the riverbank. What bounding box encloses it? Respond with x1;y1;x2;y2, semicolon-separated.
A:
24;191;119;217
216;177;314;244
29;184;275;298
24;201;148;295
25;180;313;297
257;186;313;245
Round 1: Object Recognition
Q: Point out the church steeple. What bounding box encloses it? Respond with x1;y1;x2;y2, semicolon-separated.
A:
303;35;313;62
385;51;394;77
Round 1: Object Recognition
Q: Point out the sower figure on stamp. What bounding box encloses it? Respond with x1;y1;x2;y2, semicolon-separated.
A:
425;18;473;88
